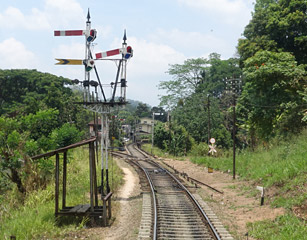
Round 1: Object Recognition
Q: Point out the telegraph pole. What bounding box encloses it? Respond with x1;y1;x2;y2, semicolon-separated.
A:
232;91;236;179
225;77;241;180
207;94;211;144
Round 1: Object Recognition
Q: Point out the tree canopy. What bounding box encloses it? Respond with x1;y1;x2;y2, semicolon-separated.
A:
0;69;89;194
238;0;307;65
237;0;307;141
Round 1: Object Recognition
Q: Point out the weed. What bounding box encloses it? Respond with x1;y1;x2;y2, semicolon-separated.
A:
247;213;307;240
0;147;124;239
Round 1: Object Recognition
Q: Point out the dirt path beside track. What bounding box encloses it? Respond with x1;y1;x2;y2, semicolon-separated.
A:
161;157;285;240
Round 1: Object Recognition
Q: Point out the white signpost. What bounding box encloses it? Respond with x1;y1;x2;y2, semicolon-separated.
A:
208;138;217;155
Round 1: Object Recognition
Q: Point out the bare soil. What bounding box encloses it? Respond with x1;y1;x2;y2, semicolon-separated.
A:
160;157;286;240
66;157;143;240
67;155;286;240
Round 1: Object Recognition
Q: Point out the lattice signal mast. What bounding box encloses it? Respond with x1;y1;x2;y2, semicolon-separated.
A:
54;9;133;196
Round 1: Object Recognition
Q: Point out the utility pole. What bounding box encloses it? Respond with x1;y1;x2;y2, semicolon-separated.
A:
225;76;241;180
232;92;236;179
151;112;154;155
207;94;211;145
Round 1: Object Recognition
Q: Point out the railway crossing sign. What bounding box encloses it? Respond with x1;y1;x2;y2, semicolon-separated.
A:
208;138;217;155
209;144;217;155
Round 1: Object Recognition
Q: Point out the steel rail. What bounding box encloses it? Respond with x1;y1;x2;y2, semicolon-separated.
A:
125;144;221;240
164;167;221;240
135;145;221;240
161;160;224;194
130;159;157;240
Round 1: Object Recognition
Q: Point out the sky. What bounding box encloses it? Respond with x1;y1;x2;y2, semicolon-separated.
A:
0;0;255;107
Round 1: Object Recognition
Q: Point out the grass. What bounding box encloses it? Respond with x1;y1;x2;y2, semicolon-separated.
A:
190;132;307;209
148;130;307;240
0;147;123;239
189;134;307;239
141;143;186;161
247;213;307;240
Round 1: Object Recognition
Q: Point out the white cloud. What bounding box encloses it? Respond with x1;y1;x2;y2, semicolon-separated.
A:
52;42;85;59
127;37;186;77
0;38;37;69
178;0;253;25
0;6;50;30
44;0;85;28
0;0;84;30
109;37;186;106
150;29;230;58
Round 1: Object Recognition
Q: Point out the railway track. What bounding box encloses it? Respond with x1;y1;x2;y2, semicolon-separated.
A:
113;143;233;240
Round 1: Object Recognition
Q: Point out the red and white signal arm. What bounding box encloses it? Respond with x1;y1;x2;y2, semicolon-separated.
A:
209;138;215;144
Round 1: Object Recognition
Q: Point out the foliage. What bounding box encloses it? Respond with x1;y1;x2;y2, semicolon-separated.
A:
0;69;69;116
166;122;194;156
190;129;307;209
0;70;93;195
159;54;240;149
159;58;208;109
0;148;124;239
21;109;60;141
0;116;33;194
50;123;82;149
247;213;307;240
153;121;169;149
135;102;151;118
238;0;307;65
238;50;307;140
0;69;92;132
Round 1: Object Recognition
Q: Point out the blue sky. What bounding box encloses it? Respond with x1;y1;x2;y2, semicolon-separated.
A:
0;0;254;106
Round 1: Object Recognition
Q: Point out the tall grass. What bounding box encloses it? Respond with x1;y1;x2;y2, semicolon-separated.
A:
0;147;123;239
247;213;307;240
190;131;307;207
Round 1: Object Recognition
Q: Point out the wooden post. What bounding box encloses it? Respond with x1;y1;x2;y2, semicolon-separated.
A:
89;142;94;214
93;152;98;207
103;198;107;226
108;197;112;219
55;153;60;216
62;151;67;209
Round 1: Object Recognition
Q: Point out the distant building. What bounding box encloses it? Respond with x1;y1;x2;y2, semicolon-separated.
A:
137;117;153;134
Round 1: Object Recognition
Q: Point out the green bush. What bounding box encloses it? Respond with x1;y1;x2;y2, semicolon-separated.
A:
51;123;82;149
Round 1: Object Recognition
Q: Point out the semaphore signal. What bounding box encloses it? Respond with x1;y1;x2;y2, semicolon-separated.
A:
54;9;133;206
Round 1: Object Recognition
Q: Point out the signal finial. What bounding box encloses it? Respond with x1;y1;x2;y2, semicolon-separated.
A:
123;29;127;44
87;9;91;23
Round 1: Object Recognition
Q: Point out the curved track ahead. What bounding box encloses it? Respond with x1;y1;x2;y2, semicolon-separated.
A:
125;144;220;240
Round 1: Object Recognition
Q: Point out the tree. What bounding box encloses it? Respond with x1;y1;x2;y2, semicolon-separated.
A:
0;116;40;194
159;58;208;109
167;122;194;156
159;55;240;149
135;102;151;118
238;50;307;139
50;123;82;149
153;121;169;149
238;0;307;65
